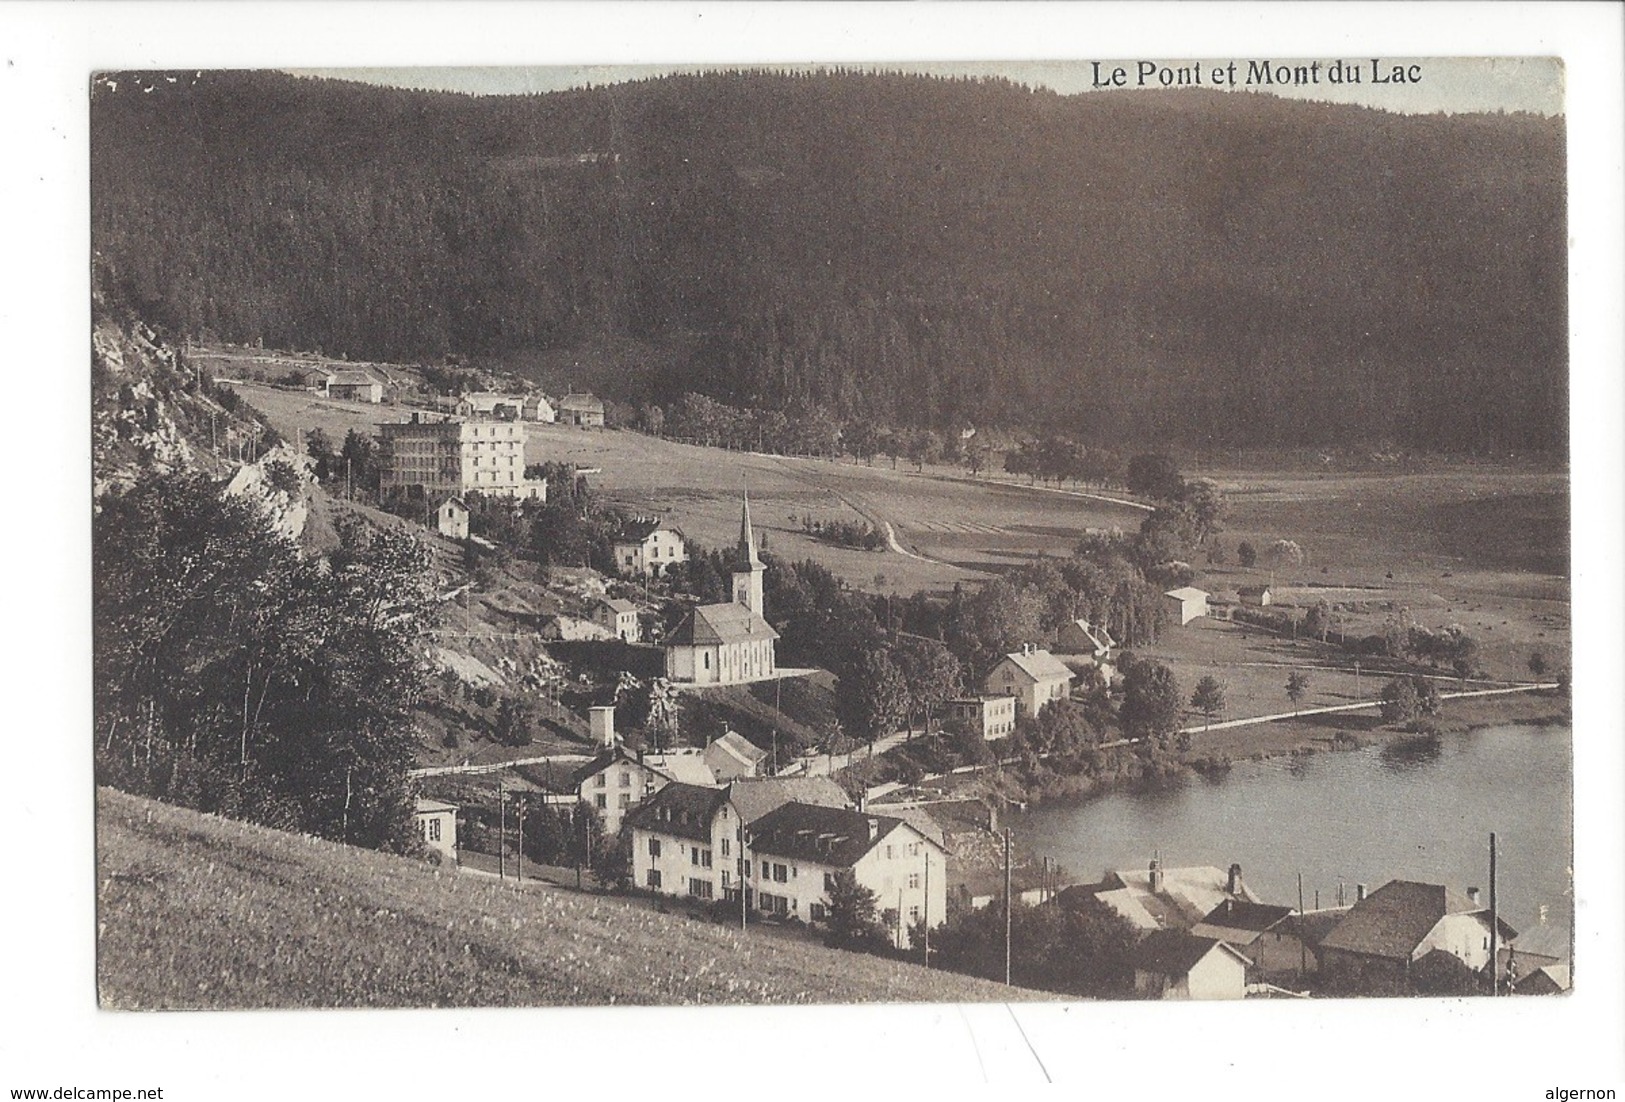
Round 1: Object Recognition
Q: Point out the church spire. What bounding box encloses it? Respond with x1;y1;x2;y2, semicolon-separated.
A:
737;485;764;570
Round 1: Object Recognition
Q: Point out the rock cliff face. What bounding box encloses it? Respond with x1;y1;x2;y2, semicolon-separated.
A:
91;310;314;544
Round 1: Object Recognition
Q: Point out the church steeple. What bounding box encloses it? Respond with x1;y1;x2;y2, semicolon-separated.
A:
732;486;765;616
736;486;764;570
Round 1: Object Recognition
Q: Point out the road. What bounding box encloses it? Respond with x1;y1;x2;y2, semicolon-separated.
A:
776;728;913;777
1181;682;1558;735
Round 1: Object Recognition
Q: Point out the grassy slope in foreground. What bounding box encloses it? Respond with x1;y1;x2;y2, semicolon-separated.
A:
96;788;1035;1010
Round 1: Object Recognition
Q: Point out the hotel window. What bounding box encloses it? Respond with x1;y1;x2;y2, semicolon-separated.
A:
618;793;630;808
646;869;662;889
619;771;630;787
688;878;713;900
908;873;919;890
721;838;731;857
595;774;606;788
773;863;788;884
908;905;920;924
648;838;662;858
594;794;606;809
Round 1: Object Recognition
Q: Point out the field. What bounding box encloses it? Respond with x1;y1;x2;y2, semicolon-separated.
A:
229;379;1570;694
96;787;1038;1010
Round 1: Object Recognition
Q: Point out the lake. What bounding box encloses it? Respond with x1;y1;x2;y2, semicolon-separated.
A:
1007;724;1573;937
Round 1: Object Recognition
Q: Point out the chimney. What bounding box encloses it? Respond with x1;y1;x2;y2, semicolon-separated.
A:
1227;862;1242;895
1467;886;1481;907
589;705;616;749
1149;856;1165;894
1356;883;1367;902
867;818;880;842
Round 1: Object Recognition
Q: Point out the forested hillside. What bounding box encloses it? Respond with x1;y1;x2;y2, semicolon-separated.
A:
91;69;1565;451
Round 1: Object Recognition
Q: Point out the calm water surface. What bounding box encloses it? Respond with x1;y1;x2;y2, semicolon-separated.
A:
1008;725;1572;936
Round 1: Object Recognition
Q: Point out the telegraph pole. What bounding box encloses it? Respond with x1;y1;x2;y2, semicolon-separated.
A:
498;783;506;881
1297;871;1307;977
923;847;931;968
1003;827;1013;986
516;793;525;884
1490;831;1499;996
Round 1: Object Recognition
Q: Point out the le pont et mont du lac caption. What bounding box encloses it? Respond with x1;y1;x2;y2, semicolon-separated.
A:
1090;59;1426;90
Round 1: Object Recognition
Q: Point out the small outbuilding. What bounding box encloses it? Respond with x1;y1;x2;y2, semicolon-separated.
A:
1131;929;1251;1000
1162;586;1210;626
436;496;470;540
413;798;459;863
1237;585;1273;607
593;597;641;643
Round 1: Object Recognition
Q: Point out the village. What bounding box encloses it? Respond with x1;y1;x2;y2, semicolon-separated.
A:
185;352;1571;1002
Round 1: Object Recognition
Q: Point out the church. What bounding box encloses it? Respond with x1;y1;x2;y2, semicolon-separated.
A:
664;492;779;685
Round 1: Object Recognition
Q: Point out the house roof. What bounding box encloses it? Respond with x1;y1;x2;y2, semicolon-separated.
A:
748;803;936;869
1193;899;1295;938
568;747;643;788
996;648;1074;684
439;496;469;513
597;597;638;615
1164;586;1210;602
1131;930;1251;977
890;806;947;850
726;776;849;826
1237;585;1271;597
559;393;604;412
1100;865;1261;931
330;370;381;387
644;749;717;787
414;798;459;815
624;782;728;843
615;518;680;544
1279;908;1351;950
1063;619;1116;653
708;730;768;770
1319;880;1517;960
667;601;780;647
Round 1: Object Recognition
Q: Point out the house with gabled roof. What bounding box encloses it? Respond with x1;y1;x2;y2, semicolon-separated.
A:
744;802;947;944
984;645;1073;718
328;369;383;403
1088;859;1262;934
665;493;778;684
593;596;640;643
627;775;850;905
436;496;470;540
703;729;768;781
413;798;459;863
1163;586;1210;625
1191;898;1309;980
614;519;688;578
1318;879;1517;986
557;393;605;427
1057;618;1116;660
1131;929;1251;1000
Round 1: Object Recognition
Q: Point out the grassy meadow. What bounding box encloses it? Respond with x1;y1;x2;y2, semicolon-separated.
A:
96;788;1038;1010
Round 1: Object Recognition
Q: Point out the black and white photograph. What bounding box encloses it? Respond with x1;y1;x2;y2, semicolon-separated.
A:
7;2;1624;1095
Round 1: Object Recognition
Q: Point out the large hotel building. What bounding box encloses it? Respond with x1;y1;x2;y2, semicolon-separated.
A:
378;413;547;501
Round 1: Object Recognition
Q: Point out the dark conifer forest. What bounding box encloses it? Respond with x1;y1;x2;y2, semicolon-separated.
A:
90;69;1566;452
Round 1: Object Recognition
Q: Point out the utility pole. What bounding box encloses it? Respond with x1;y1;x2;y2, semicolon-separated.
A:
498;784;506;881
1297;872;1307;977
740;856;748;932
516;794;525;884
1003;827;1013;986
923;848;930;968
1490;831;1499;996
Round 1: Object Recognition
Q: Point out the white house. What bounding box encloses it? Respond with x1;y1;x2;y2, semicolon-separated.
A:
744;802;948;946
593;597;641;643
1163;586;1210;626
570;744;713;837
1131;930;1251;1000
328;370;383;404
436;496;470;540
1091;859;1261;934
1237;585;1272;607
627;775;849;904
1318;880;1517;986
614;521;689;578
703;730;768;781
665;493;777;685
413;798;459;863
557;393;605;427
946;695;1018;741
983;645;1073;718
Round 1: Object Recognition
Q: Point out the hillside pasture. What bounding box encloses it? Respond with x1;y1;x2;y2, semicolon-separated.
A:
97;788;1038;1010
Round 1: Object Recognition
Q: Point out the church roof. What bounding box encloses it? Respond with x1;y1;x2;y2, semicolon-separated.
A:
667;601;780;647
